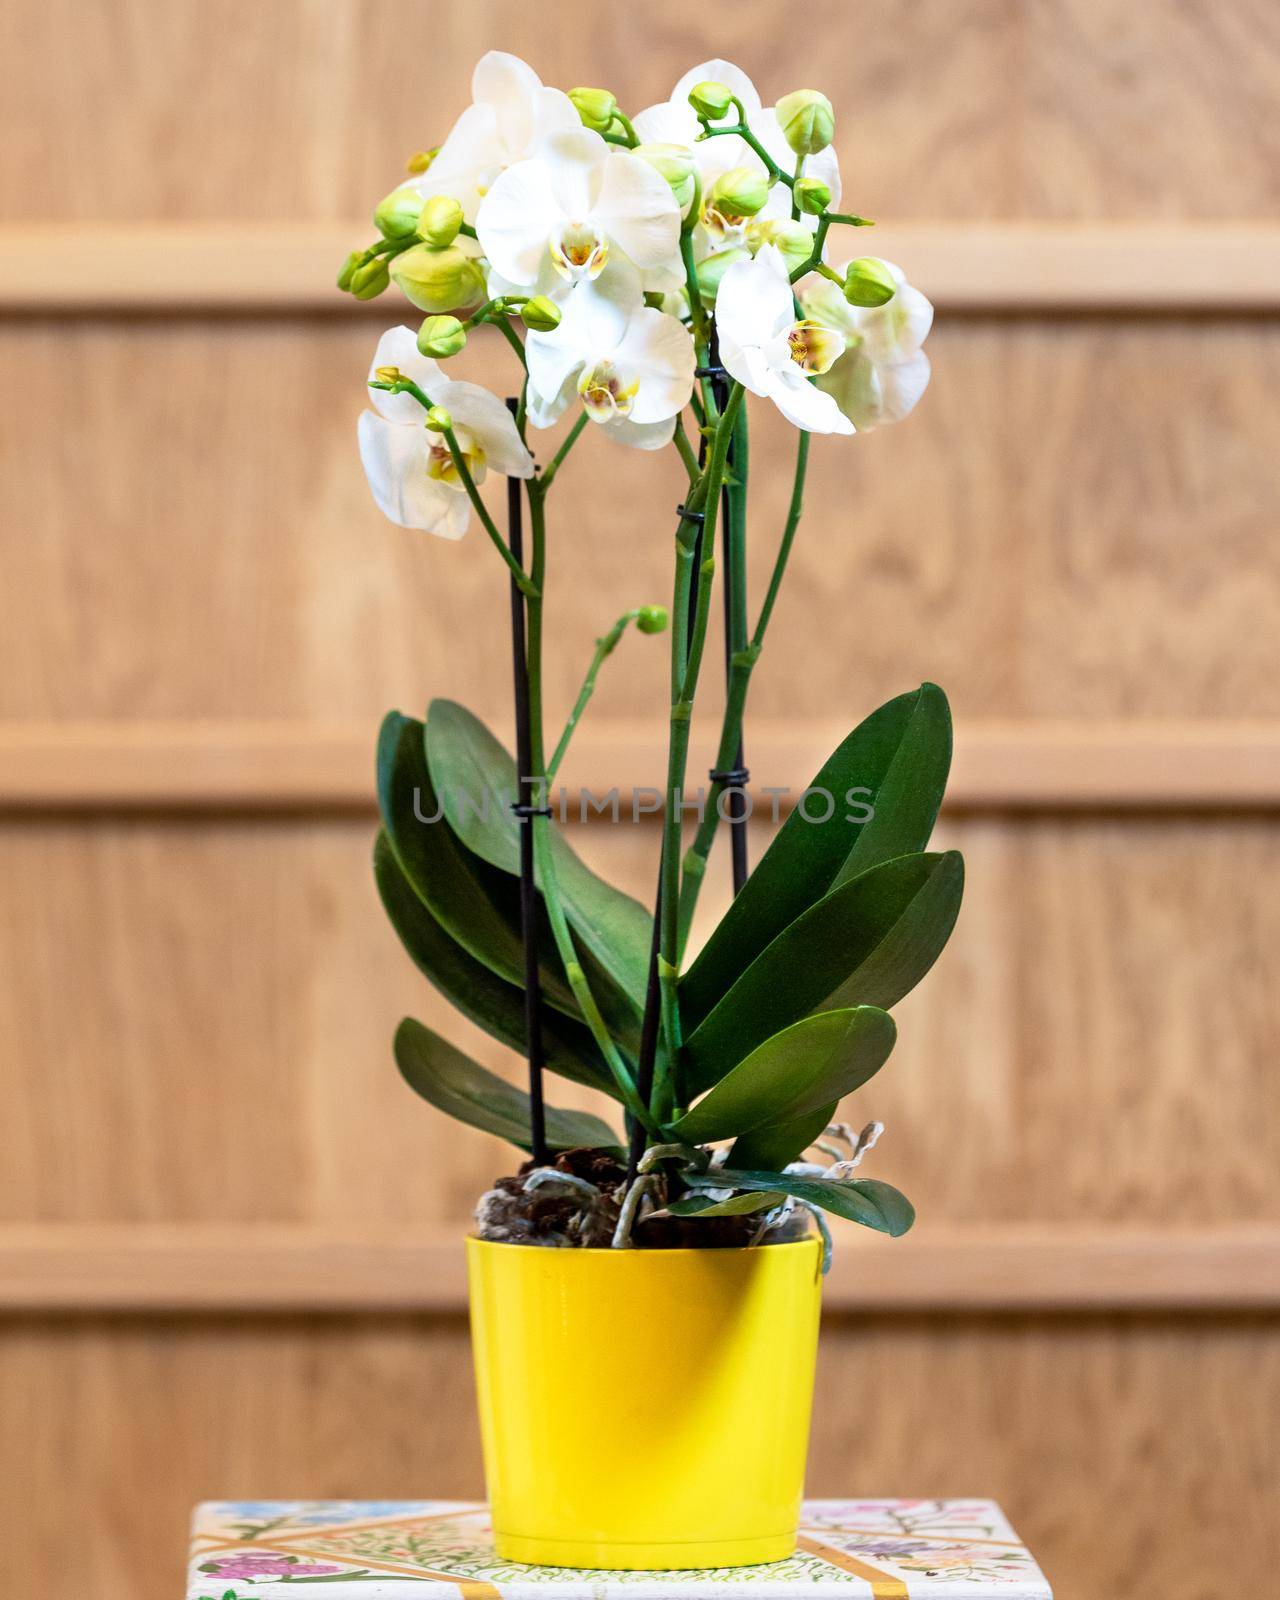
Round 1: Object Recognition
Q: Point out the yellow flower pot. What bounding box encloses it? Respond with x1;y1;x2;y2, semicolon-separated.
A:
466;1235;823;1569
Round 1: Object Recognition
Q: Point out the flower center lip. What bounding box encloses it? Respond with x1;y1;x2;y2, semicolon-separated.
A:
550;220;609;281
427;427;486;487
786;320;845;376
577;360;639;422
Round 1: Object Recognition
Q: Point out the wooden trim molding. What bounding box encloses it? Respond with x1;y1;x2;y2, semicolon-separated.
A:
2;719;1280;814
1;223;1278;315
1;1223;1276;1314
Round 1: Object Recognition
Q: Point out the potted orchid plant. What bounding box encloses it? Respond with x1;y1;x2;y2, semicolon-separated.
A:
342;52;960;1572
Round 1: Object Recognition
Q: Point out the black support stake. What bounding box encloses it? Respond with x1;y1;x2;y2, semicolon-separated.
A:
506;397;548;1167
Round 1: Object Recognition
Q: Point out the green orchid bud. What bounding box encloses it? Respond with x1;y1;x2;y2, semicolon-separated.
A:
390;243;486;314
843;256;897;307
373;365;404;386
374;184;425;240
708;164;771;219
774;88;835;155
793;176;832;215
569;86;618;133
418;195;464;248
636;604;669;635
751;218;812;274
336;250;363;292
425;405;452;433
695;246;750;303
417;315;468;359
688;80;735;120
635;142;697;211
406;148;438;176
519;295;562;332
350;255;391;300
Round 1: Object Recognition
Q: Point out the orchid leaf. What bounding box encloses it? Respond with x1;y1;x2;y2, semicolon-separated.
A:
727;1102;839;1171
682;850;963;1097
395;1017;623;1155
375;831;621;1100
680;1169;915;1235
668;1008;895;1145
425;699;652;1009
681;685;951;1030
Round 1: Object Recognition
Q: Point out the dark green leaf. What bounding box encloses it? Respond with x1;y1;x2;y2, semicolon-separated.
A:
727;1102;838;1171
394;1017;622;1154
666;1190;779;1217
681;685;951;1030
425;700;653;1008
684;1169;915;1235
668;1008;895;1144
378;712;640;1052
682;851;963;1097
375;831;620;1100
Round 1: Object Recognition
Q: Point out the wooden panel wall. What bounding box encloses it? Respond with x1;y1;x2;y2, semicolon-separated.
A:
2;5;1278;1599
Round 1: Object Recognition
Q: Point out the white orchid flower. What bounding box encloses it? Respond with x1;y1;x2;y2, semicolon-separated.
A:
476;127;682;298
633;60;841;260
715;245;853;435
526;282;695;449
799;260;933;430
357;327;534;538
415;52;580;222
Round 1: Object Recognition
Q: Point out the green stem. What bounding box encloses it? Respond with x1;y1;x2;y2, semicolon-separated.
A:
539;409;590;491
610;109;640;147
523;480;658;1135
672;413;701;482
547;609;640;783
651;383;744;1119
676;427;809;953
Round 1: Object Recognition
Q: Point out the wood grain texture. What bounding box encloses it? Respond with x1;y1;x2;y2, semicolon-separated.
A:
2;813;1278;1229
4;318;1280;724
3;1;1280;223
7;718;1280;811
8;222;1280;312
3;1223;1278;1313
1;1313;1275;1600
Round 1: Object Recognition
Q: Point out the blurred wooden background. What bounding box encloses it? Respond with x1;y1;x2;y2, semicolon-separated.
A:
2;3;1279;1596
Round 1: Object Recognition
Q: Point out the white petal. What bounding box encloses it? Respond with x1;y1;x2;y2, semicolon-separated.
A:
419;103;500;220
821;348;931;430
476;158;560;286
797;275;861;339
631;100;700;147
615;307;695;423
524;364;574;430
472;50;542;109
539;127;608;219
669;59;763;119
855;278;934;364
429;375;536;478
765;365;856;434
530;85;584;150
357;410;470;537
602;414;678;450
366;328;446;423
714;245;794;350
592;149;682;272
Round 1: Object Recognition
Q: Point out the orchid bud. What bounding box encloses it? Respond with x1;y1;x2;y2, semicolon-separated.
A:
424;405;452;433
373;365;404;386
375;184;426;240
406;148;438;175
843;256;897;308
390;243;486;314
337;250;363;291
774;89;835;155
695;246;750;303
688;80;735;120
417;314;468;358
350;255;391;300
635;142;697;211
751;218;812;274
793;176;832;215
708;165;771;219
569;86;617;133
636;604;669;635
418;195;464;247
519;295;561;332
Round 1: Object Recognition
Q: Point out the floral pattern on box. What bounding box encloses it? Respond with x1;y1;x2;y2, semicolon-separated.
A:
188;1500;1051;1599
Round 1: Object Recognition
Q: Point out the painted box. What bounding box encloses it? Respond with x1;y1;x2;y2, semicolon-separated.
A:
188;1500;1053;1599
